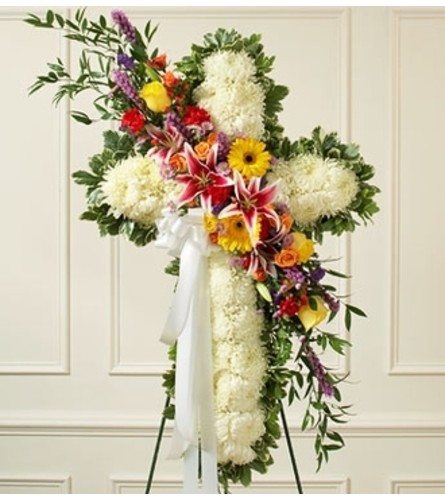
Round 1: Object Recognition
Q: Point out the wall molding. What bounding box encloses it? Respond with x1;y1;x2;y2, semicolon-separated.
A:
390;478;445;494
108;238;169;376
125;7;349;20
0;9;70;375
389;9;445;376
110;474;349;494
0;475;71;494
1;414;444;438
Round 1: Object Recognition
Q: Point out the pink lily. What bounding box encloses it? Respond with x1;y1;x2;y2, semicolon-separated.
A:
146;124;184;165
176;143;233;206
219;170;280;238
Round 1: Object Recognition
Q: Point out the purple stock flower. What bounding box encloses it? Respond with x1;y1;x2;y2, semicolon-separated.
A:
165;112;194;142
112;69;142;106
111;10;136;45
216;132;230;161
284;267;305;286
305;344;334;398
117;53;135;70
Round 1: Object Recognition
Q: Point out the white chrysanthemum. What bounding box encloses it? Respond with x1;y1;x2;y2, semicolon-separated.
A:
194;50;266;139
101;155;180;226
270;154;359;227
209;251;267;465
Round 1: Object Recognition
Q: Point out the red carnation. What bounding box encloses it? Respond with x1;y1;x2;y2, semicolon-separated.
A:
121;108;145;135
183;105;211;126
279;295;300;317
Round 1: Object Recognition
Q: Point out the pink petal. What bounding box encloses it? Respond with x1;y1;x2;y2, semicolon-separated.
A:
208;171;234;187
178;179;203;205
184;143;207;177
251;182;278;207
218;203;242;219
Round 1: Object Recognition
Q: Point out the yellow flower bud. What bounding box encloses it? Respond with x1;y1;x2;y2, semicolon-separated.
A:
291;231;314;263
298;296;328;331
139;81;171;113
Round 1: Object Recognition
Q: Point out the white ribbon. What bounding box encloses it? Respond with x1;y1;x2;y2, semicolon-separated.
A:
155;208;218;494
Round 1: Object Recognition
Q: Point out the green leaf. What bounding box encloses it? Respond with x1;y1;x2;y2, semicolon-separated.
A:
346;304;367;318
345;307;352;331
72;170;99;186
79;210;98;221
71;110;93;125
55;14;65;28
46;10;54;26
163;404;175;420
325;268;351;279
239;466;252;487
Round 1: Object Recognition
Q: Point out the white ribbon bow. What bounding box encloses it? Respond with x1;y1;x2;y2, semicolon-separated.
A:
155;208;218;494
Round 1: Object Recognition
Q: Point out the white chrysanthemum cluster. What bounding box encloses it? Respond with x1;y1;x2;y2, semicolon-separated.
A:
270;154;359;227
101;155;180;226
194;50;266;139
209;251;267;465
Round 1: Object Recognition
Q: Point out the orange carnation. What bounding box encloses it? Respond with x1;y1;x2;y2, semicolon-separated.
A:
274;248;300;268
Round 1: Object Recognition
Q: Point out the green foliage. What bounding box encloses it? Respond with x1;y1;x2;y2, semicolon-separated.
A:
25;8;159;122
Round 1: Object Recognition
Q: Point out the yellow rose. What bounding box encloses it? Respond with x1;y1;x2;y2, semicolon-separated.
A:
139;82;171;113
291;231;314;263
298;296;328;331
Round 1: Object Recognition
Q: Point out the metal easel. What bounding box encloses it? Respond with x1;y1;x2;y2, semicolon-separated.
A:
144;397;304;494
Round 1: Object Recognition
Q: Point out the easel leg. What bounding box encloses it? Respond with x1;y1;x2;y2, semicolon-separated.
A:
145;396;171;494
280;401;304;494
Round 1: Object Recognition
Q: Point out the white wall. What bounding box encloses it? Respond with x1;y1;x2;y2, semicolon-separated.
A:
0;7;444;494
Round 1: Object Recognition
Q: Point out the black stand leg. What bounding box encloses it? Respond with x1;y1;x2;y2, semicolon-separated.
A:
145;396;303;494
145;396;171;494
280;401;304;494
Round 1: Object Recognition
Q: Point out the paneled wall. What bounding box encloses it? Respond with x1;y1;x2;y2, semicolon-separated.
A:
0;7;444;494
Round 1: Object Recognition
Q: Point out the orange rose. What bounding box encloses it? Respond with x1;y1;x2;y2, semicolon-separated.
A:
253;268;267;282
169;153;187;173
274;248;300;268
194;142;210;160
280;213;293;232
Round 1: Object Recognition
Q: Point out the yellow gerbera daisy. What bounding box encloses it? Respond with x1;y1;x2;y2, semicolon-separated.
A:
217;215;255;254
228;137;271;179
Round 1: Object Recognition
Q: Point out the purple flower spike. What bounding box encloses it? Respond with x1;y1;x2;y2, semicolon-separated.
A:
112;69;143;106
305;344;334;397
111;10;136;45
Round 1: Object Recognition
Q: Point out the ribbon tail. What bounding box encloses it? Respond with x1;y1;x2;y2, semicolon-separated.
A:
198;257;218;494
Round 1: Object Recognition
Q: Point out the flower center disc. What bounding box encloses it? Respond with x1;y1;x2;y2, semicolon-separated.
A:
243;153;255;164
